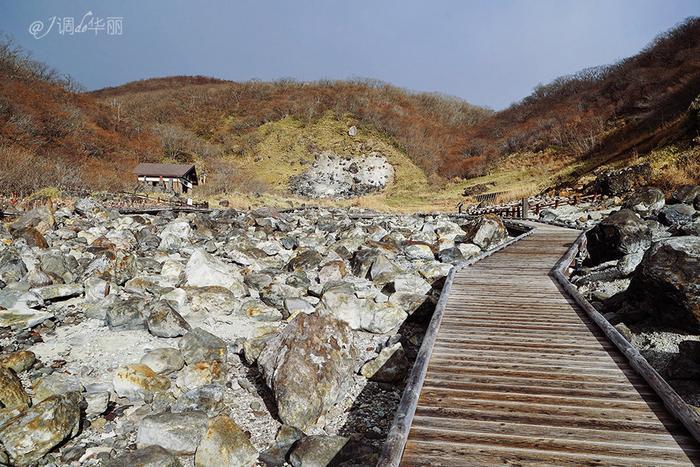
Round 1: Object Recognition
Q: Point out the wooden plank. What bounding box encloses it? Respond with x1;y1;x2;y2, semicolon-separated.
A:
378;222;699;467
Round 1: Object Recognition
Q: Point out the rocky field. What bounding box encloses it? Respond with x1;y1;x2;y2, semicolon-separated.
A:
569;185;700;405
0;201;509;466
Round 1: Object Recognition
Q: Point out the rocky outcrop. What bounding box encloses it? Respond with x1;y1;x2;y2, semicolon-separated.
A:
258;312;358;431
593;163;652;196
628;236;700;327
290;151;394;198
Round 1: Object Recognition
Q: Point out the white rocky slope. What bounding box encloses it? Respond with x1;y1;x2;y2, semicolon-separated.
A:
290;151;395;198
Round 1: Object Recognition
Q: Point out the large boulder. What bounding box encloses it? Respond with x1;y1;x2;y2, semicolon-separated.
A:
628;236;700;328
257;312;358;431
184;249;246;296
586;209;652;269
0;392;80;465
460;215;507;250
622;187;665;217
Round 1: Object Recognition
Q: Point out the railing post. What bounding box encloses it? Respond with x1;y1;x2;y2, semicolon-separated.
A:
521;198;528;219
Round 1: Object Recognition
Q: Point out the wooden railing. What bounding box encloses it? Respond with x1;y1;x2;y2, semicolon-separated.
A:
105;191;209;210
464;193;602;218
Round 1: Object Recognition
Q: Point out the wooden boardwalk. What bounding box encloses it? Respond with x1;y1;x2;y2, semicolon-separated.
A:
399;223;700;466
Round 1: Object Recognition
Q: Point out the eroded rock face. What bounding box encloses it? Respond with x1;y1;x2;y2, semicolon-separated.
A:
0;392;81;465
291;152;395;199
628;236;700;327
586;209;652;268
258;312;358;431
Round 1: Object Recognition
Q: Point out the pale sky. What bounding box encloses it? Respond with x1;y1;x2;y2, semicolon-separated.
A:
1;0;698;109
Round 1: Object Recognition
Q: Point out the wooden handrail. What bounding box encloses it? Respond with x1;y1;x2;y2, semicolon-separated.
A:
551;231;700;443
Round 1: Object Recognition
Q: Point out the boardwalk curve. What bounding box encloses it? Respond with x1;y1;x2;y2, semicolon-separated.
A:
382;222;700;466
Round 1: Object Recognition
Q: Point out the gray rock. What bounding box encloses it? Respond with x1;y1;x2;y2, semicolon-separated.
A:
403;243;434;261
141;348;185;374
287;249;323;272
239;298;283;321
146;301;191;338
460;215;507;250
393;273;432;295
628;236;700;328
106;297;146;331
85;391;110;418
671;185;700;205
185;249;246;296
586;209;651;265
104;445;182;467
178;328;227;364
291;151;394;199
0;307;53;329
258;312;358;431
186;286;240;315
0;248;27;284
32;283;83;302
288;435;350;467
284;297;315;317
136;411;208;455
622;187;665;216
658;204;695;227
0;392;80;465
112;364;171;401
360;342;410;383
172;384;224;416
194;415;258;467
32;373;83;403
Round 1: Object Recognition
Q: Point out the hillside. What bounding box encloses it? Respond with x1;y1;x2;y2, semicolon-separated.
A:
462;17;700;192
1;18;699;208
0;39;161;197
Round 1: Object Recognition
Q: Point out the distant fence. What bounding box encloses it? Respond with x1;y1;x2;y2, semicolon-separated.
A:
474;191;509;203
464;193;602;219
